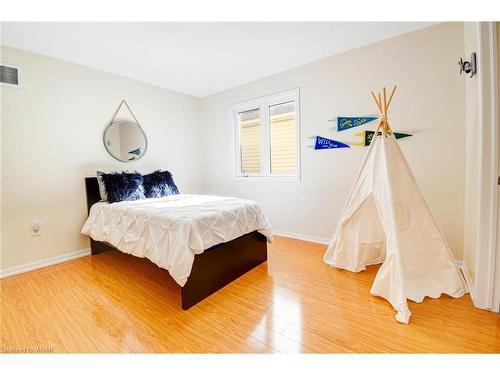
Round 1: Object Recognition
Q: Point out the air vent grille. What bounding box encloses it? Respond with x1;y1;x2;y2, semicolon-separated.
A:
0;63;21;87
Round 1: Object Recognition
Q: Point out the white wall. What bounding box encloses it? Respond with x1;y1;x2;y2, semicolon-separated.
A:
0;45;203;271
199;23;467;259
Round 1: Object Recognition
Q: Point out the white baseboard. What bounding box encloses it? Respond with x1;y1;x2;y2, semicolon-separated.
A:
272;229;330;245
0;248;91;279
456;260;475;302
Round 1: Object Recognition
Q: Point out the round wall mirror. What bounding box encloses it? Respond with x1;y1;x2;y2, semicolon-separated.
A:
103;120;147;162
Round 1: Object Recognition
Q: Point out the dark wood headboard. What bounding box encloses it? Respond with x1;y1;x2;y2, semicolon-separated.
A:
85;177;100;214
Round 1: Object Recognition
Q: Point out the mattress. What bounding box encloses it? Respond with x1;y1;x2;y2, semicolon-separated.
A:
81;194;272;286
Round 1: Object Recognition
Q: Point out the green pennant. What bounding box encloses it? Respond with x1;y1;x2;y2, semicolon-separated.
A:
364;131;412;146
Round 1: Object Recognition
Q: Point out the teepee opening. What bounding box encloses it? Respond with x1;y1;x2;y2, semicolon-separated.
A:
324;86;468;324
338;193;386;270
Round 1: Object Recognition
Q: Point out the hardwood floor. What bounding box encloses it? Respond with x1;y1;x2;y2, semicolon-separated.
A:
1;236;499;353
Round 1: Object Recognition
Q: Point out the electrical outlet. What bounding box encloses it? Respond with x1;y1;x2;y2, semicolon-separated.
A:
32;221;41;236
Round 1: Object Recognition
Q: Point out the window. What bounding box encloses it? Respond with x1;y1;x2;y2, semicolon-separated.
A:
239;108;261;174
232;89;300;180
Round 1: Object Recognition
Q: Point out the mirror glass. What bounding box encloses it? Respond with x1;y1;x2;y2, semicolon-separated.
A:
103;120;147;162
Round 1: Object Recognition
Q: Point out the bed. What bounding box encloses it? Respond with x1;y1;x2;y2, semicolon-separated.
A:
81;177;271;310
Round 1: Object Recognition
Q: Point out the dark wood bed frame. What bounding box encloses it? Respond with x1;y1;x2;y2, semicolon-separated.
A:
84;177;267;310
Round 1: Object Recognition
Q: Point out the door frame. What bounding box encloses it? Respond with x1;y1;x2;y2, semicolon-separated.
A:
493;22;500;313
474;21;499;312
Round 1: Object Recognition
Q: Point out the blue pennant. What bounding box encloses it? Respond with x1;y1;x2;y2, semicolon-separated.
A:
314;136;350;150
128;148;141;155
337;116;377;132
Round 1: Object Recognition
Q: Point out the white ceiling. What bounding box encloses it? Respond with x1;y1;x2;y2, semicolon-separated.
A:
1;22;435;97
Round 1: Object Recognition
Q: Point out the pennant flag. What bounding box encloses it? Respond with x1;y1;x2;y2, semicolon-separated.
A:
314;136;350;150
128;148;141;155
394;132;412;140
335;116;378;132
354;130;413;146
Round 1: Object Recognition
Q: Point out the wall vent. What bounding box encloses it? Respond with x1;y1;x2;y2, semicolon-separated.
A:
0;63;21;88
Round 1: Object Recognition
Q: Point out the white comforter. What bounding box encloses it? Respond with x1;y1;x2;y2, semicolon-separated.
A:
81;194;272;286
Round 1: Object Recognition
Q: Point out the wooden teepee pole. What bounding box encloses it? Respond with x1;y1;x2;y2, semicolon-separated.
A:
382;87;388;134
384;85;396;135
370;90;384;136
370;85;397;136
371;91;383;114
383;87;387;115
386;85;397;111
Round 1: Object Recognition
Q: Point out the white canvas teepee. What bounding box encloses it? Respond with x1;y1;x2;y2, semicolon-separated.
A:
324;86;468;324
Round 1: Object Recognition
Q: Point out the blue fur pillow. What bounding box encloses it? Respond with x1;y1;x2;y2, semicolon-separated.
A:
100;171;146;203
143;170;179;198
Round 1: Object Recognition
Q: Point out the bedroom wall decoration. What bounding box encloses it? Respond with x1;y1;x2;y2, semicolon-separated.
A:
329;116;378;131
353;130;413;146
313;136;350;149
312;114;412;150
103;100;148;162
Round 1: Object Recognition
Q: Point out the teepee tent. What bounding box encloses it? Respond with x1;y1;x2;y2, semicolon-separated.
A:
324;86;468;324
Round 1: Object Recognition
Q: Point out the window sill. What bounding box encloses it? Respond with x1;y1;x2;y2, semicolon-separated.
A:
234;175;301;182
